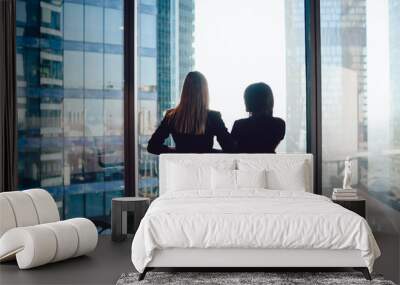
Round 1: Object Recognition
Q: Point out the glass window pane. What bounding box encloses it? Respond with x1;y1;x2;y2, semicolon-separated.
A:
64;51;84;89
85;5;103;43
85;98;104;137
139;56;157;89
16;1;124;225
64;98;84;137
64;138;84;185
64;3;84;41
105;8;123;45
141;0;156;5
139;14;156;48
136;0;307;198
321;0;400;282
104;99;123;136
85;52;103;89
105;53;123;90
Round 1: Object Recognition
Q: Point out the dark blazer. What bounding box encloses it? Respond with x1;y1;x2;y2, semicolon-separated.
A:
147;110;235;154
231;114;285;153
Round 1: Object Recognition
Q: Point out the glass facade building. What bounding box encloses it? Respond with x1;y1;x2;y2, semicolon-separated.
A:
13;0;400;281
320;0;368;194
16;0;124;224
137;0;195;198
286;1;399;280
319;0;400;281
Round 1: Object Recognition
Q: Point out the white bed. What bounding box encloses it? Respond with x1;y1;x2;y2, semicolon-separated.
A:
131;154;380;280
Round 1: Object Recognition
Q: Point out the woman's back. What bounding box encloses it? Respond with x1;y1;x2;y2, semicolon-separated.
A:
147;71;234;154
231;114;285;153
147;110;234;154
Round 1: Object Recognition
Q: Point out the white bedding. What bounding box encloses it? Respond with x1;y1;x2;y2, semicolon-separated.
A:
131;190;380;273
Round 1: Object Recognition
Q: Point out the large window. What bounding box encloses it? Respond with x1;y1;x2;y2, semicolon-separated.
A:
16;0;124;225
136;0;307;198
320;0;400;281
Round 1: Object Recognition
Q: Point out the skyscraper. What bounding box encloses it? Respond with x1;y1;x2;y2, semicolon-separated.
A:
178;0;195;91
16;0;125;222
320;0;367;191
137;0;195;197
138;0;159;197
286;0;367;193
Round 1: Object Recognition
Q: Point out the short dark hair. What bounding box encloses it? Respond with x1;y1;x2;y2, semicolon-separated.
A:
244;82;274;115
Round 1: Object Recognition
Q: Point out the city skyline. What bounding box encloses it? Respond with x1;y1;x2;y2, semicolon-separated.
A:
137;0;196;197
16;0;125;223
15;0;399;214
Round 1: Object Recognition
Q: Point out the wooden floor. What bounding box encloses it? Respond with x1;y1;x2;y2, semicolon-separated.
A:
1;232;398;284
0;236;134;285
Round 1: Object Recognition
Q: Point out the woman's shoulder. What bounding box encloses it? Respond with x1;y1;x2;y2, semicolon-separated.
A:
234;115;285;127
233;117;248;126
165;108;175;116
207;110;222;119
163;109;175;120
272;116;285;126
208;109;221;116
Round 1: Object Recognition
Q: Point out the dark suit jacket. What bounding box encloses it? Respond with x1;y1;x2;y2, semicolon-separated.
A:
231;114;285;153
147;110;235;154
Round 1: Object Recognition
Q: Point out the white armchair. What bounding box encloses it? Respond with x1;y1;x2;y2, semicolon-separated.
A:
0;189;98;269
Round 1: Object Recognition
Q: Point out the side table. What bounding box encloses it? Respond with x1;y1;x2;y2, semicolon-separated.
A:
111;197;150;242
332;198;366;218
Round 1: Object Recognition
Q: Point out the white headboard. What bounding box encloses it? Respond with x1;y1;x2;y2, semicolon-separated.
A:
159;154;314;195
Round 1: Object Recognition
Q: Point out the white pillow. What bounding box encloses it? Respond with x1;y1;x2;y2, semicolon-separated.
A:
167;163;211;191
236;169;267;189
211;168;236;190
266;169;306;191
237;158;308;192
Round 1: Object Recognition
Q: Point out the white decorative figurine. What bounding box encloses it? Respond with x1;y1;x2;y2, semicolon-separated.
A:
343;158;352;190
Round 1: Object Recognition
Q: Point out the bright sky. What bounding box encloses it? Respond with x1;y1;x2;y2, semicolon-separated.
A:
193;0;393;151
367;0;390;148
194;0;287;132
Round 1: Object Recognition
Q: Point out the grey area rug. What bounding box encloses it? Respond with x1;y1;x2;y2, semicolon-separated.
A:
116;272;396;285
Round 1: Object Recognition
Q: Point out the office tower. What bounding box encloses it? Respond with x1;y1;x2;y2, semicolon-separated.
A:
320;0;367;191
138;0;159;197
285;0;368;193
16;0;124;221
138;0;195;197
178;0;195;92
157;0;179;120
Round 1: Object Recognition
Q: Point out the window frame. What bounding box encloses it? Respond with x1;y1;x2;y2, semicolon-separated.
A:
124;0;323;196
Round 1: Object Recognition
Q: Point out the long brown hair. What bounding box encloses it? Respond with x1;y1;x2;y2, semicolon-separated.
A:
167;71;209;135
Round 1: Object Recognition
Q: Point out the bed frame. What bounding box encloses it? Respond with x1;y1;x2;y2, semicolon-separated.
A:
138;154;372;281
139;248;371;280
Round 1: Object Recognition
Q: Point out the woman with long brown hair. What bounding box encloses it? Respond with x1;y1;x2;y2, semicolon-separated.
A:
147;71;234;154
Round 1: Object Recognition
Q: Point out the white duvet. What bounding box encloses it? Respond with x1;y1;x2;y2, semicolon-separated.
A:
131;190;380;273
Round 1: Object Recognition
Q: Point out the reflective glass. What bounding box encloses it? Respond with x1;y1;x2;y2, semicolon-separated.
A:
16;0;124;228
64;3;84;41
136;0;307;198
64;51;84;89
320;0;400;282
105;8;123;45
139;14;156;48
85;5;103;43
85;52;104;90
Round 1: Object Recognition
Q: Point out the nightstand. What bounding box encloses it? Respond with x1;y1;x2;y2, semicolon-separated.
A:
111;197;150;242
332;198;366;218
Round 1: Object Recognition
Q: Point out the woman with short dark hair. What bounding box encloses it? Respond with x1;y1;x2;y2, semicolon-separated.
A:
147;71;235;154
231;82;285;153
